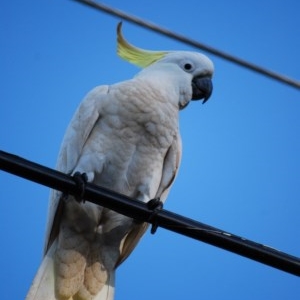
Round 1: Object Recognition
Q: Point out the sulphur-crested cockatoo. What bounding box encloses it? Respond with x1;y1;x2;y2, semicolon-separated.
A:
26;23;214;300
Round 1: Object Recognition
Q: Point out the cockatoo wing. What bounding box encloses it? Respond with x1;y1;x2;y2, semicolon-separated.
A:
116;131;182;266
44;85;109;253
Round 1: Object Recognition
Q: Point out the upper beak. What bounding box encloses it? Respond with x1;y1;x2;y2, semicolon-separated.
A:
191;76;213;104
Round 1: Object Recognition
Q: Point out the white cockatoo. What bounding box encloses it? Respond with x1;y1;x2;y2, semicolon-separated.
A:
26;23;214;300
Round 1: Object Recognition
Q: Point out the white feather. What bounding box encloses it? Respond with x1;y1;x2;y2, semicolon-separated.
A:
27;49;214;300
26;241;56;300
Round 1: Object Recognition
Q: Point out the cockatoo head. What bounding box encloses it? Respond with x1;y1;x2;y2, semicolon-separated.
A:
117;22;214;107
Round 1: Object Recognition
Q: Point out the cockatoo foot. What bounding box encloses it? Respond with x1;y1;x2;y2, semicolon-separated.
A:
73;171;88;202
147;198;163;234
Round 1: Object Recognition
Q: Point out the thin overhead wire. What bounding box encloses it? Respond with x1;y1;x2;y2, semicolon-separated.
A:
72;0;300;90
1;150;300;277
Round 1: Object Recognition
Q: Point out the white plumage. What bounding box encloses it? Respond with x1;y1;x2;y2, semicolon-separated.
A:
26;24;214;300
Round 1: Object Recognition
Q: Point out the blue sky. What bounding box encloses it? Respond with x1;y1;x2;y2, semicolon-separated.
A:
1;0;300;299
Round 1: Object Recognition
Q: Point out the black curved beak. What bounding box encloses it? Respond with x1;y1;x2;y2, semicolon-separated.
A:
191;76;213;104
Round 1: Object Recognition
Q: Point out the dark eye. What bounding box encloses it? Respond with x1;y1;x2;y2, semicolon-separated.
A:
184;63;193;71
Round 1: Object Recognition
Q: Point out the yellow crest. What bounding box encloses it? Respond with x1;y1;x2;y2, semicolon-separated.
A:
117;22;168;68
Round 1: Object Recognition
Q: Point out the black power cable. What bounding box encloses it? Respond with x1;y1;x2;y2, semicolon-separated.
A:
1;150;299;277
72;0;300;90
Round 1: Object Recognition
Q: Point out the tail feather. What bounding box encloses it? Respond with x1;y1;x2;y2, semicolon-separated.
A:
94;272;115;300
26;239;116;300
26;241;57;300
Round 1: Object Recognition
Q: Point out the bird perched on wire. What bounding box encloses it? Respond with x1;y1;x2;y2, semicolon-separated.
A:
26;22;214;300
